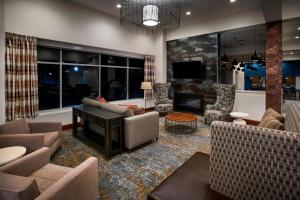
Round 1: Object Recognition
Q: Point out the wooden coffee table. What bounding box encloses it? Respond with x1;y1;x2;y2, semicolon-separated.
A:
0;146;26;166
165;112;198;134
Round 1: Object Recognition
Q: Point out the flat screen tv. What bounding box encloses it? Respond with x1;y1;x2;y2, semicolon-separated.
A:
172;61;206;79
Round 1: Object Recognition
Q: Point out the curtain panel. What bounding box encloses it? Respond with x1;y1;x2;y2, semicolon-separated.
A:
5;32;39;121
144;56;156;100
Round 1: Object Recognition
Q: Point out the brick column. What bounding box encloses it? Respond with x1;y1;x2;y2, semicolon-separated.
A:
266;21;282;113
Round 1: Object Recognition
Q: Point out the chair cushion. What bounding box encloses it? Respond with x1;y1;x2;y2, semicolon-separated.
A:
262;108;285;123
0;119;31;135
43;132;60;147
258;116;285;130
0;172;40;200
30;164;71;192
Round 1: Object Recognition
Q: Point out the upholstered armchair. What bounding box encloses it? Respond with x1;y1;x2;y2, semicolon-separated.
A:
204;84;235;124
0;147;98;200
153;83;173;114
0;119;61;156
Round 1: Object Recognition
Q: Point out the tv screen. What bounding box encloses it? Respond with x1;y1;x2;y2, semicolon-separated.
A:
172;61;206;79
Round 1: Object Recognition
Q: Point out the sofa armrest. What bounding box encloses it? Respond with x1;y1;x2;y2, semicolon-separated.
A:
210;121;300;200
36;157;98;200
28;122;62;134
0;134;45;153
0;147;50;177
124;111;159;149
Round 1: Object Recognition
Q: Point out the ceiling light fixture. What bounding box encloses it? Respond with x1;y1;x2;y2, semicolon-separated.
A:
230;0;237;3
120;0;181;34
290;52;294;55
186;11;191;16
295;36;300;39
116;4;122;8
298;27;300;30
143;4;159;26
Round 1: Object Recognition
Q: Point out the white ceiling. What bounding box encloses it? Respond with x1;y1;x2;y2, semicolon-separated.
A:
68;0;262;23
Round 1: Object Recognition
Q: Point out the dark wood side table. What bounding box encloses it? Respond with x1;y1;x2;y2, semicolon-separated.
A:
72;105;124;160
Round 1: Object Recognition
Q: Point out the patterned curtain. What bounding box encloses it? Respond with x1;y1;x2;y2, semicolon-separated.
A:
144;56;156;100
5;32;39;121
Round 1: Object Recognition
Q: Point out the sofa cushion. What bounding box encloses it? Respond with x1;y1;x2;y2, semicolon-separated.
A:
262;108;285;123
99;102;135;117
30;164;71;192
0;172;40;200
43;132;60;147
82;97;101;108
258;116;284;130
0;119;31;135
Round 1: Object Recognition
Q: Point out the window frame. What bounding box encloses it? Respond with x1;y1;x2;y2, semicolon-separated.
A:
37;45;145;111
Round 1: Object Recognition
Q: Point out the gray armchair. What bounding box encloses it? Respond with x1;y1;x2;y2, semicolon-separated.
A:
153;83;173;114
0;119;61;156
0;147;98;200
204;84;235;124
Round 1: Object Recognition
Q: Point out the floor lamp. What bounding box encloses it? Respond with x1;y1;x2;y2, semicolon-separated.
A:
141;82;152;109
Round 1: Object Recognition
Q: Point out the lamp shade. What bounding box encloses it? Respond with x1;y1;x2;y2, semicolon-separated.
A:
141;82;152;90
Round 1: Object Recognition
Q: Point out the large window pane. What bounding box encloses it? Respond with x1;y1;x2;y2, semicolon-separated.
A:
101;67;127;101
129;69;144;99
62;65;99;107
129;58;144;68
62;50;99;65
101;55;127;66
38;64;60;110
37;47;60;62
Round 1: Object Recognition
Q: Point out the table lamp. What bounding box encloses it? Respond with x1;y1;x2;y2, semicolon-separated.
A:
141;82;152;109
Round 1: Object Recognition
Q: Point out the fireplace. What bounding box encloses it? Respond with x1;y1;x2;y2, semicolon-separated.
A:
174;93;204;114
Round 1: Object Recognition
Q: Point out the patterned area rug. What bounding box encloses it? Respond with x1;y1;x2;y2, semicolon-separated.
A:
51;117;211;200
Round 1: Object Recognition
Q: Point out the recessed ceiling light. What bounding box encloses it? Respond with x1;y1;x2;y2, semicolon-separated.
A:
290;52;294;55
230;0;237;3
298;27;300;30
116;4;122;8
185;11;191;16
295;36;300;39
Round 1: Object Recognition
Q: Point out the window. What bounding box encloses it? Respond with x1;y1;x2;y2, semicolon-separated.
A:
37;45;145;111
129;69;144;99
101;54;127;66
101;67;127;101
38;64;60;110
129;58;144;68
62;65;99;107
38;47;60;62
62;50;99;65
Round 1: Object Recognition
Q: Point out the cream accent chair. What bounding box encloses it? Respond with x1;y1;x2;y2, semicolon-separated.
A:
0;119;61;156
0;147;98;200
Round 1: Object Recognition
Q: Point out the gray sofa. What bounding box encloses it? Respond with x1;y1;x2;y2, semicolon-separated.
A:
0;119;61;156
82;98;159;150
0;147;98;200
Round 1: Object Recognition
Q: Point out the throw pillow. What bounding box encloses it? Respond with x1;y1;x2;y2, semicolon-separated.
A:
262;108;285;123
258;116;285;130
98;96;108;103
128;105;145;115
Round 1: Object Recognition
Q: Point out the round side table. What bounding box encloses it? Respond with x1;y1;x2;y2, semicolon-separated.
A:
165;112;198;134
230;112;249;125
0;146;26;166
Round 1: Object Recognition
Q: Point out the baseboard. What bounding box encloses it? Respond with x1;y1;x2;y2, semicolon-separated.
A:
62;123;82;131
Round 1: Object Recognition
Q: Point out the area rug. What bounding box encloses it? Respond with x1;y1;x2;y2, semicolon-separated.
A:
51;117;211;200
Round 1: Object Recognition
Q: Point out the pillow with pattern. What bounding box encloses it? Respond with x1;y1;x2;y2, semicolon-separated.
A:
262;108;285;123
258;116;284;130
